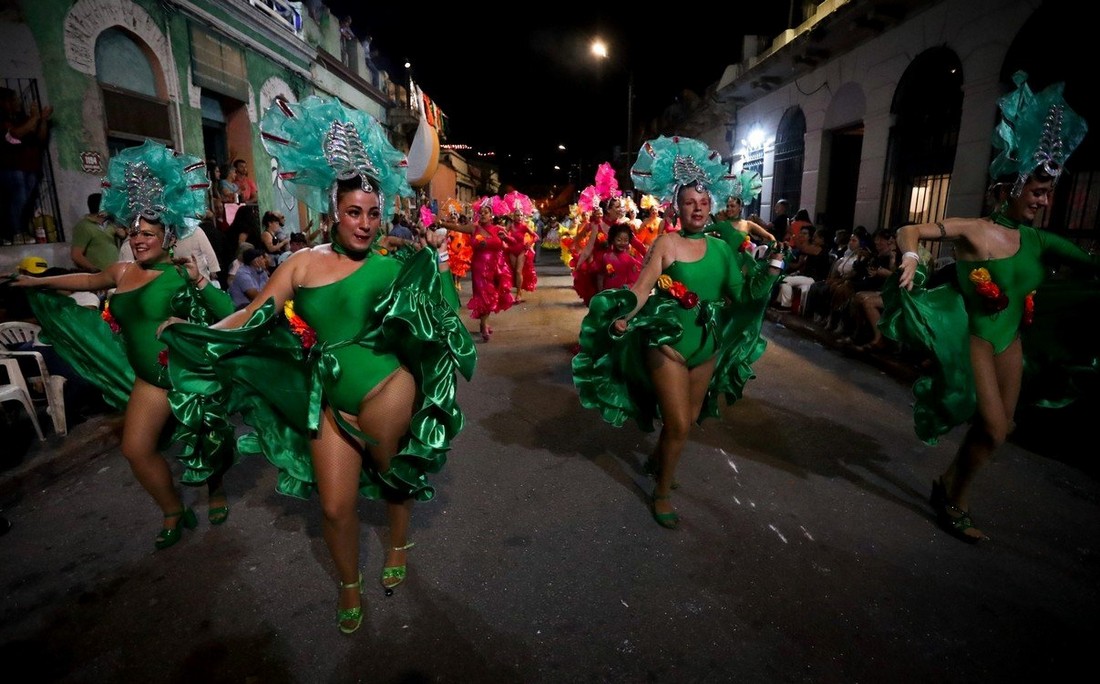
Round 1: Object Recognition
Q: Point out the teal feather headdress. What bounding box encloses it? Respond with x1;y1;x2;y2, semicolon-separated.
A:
630;135;735;208
100;140;208;239
730;169;763;206
260;95;412;216
990;71;1088;197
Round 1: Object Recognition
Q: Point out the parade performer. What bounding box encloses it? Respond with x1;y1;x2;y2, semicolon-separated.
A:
159;96;476;633
712;170;775;246
572;136;781;528
502;191;539;301
571;164;622;305
882;72;1098;543
440;198;473;284
7;140;236;549
437;197;514;341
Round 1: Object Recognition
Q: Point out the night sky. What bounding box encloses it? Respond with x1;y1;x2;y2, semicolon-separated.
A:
320;2;790;192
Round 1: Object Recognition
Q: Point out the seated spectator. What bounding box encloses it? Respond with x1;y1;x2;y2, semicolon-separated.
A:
390;213;414;241
218;163;240;204
260;210;289;264
278;231;309;265
226;241;256;289
774;225;831;313
1;255;49;320
837;228;899;347
228;248;269;310
806;230;863;326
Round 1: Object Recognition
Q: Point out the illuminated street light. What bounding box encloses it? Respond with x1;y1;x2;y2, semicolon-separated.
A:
589;37;633;168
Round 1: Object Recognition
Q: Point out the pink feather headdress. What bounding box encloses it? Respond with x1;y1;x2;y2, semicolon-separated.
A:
419;205;435;228
593;162;621;201
578;185;601;213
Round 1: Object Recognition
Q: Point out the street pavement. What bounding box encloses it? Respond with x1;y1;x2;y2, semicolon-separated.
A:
1;250;1098;683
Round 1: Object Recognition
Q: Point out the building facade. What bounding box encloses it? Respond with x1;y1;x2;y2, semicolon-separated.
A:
661;0;1094;257
0;0;478;273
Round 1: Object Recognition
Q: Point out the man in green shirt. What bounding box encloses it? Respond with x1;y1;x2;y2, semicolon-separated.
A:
70;192;124;272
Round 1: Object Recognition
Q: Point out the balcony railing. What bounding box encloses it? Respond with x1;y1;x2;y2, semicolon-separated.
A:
248;0;302;34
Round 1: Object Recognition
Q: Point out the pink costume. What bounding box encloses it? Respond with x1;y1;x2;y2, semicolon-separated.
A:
600;247;644;290
506;223;539;292
467;223;515;319
572;219;612;305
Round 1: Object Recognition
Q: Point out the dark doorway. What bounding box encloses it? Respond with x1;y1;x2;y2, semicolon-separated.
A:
824;124;863;233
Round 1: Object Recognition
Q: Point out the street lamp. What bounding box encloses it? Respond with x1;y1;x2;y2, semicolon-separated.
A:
590;38;634;168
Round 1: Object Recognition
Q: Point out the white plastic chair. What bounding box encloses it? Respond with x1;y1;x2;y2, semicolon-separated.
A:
0;322;66;435
0;321;42;347
0;357;46;441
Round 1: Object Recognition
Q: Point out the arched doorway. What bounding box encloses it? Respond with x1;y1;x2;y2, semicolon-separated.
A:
880;46;963;234
772;106;806;215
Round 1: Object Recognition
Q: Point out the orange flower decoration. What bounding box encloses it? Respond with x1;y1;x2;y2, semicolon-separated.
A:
596;232;607;243
739;235;753;253
969;267;1008;312
1023;291;1036;326
101;302;121;333
605;263;615;275
656;274;698;309
283;300;317;350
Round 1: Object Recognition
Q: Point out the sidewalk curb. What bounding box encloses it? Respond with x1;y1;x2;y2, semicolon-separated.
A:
0;412;122;500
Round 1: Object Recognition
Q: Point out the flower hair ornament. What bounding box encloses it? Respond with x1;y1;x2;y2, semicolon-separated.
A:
729;169;763;206
989;71;1088;197
260;95;412;217
631;135;735;207
100;140;208;242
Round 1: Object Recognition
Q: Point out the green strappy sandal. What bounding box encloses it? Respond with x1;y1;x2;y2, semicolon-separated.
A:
930;479;985;544
338;572;364;635
154;508;198;550
381;542;416;590
651;492;679;530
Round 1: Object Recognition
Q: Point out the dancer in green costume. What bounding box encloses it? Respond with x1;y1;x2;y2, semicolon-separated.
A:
884;72;1098;543
159;96;475;635
572;136;781;529
7;140;235;550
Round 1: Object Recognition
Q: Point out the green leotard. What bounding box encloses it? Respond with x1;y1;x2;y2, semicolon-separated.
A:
27;262;236;484
660;237;735;367
956;223;1098;353
159;247;477;502
880;218;1100;444
109;263;234;387
294;256;403;415
572;230;779;431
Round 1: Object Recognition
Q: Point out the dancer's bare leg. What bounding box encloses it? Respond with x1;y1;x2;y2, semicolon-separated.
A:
311;408;365;625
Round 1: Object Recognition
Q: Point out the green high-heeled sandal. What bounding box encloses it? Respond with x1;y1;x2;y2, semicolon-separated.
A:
154;508;198;550
208;504;230;525
338;572;364;635
651;492;679;530
381;541;416;590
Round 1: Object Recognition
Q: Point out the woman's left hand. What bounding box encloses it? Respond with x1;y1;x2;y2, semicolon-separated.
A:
156;316;187;337
175;254;202;283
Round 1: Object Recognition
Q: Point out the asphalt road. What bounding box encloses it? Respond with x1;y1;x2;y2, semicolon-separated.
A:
1;253;1097;683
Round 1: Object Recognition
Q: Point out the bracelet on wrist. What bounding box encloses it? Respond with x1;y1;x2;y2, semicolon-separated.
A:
902;251;919;262
437;252;450;263
768;259;785;270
